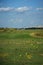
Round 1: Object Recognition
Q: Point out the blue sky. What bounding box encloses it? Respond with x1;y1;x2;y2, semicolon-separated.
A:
0;0;43;28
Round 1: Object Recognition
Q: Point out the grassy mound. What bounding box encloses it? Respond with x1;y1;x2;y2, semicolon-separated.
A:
30;32;43;38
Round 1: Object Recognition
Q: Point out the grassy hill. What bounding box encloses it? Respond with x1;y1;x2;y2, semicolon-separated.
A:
0;28;43;65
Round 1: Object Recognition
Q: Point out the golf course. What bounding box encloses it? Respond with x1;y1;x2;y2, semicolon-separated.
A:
0;28;43;65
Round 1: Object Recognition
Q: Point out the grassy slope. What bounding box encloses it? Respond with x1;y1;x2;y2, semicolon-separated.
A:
0;29;43;65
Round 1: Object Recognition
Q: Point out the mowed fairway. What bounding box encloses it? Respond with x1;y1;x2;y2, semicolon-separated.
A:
0;28;43;65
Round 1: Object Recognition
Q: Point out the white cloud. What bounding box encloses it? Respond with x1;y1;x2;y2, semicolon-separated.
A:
0;7;14;11
15;6;31;12
36;8;43;10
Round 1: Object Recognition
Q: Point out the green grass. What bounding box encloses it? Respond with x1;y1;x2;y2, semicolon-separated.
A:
0;29;43;65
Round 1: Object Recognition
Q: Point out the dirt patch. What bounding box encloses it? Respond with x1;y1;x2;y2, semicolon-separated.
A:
0;53;9;57
40;54;43;56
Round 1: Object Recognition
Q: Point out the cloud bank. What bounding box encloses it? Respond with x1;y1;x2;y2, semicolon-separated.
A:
0;7;43;12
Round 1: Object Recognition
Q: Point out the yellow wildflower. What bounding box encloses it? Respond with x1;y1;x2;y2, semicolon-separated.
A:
26;54;32;59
